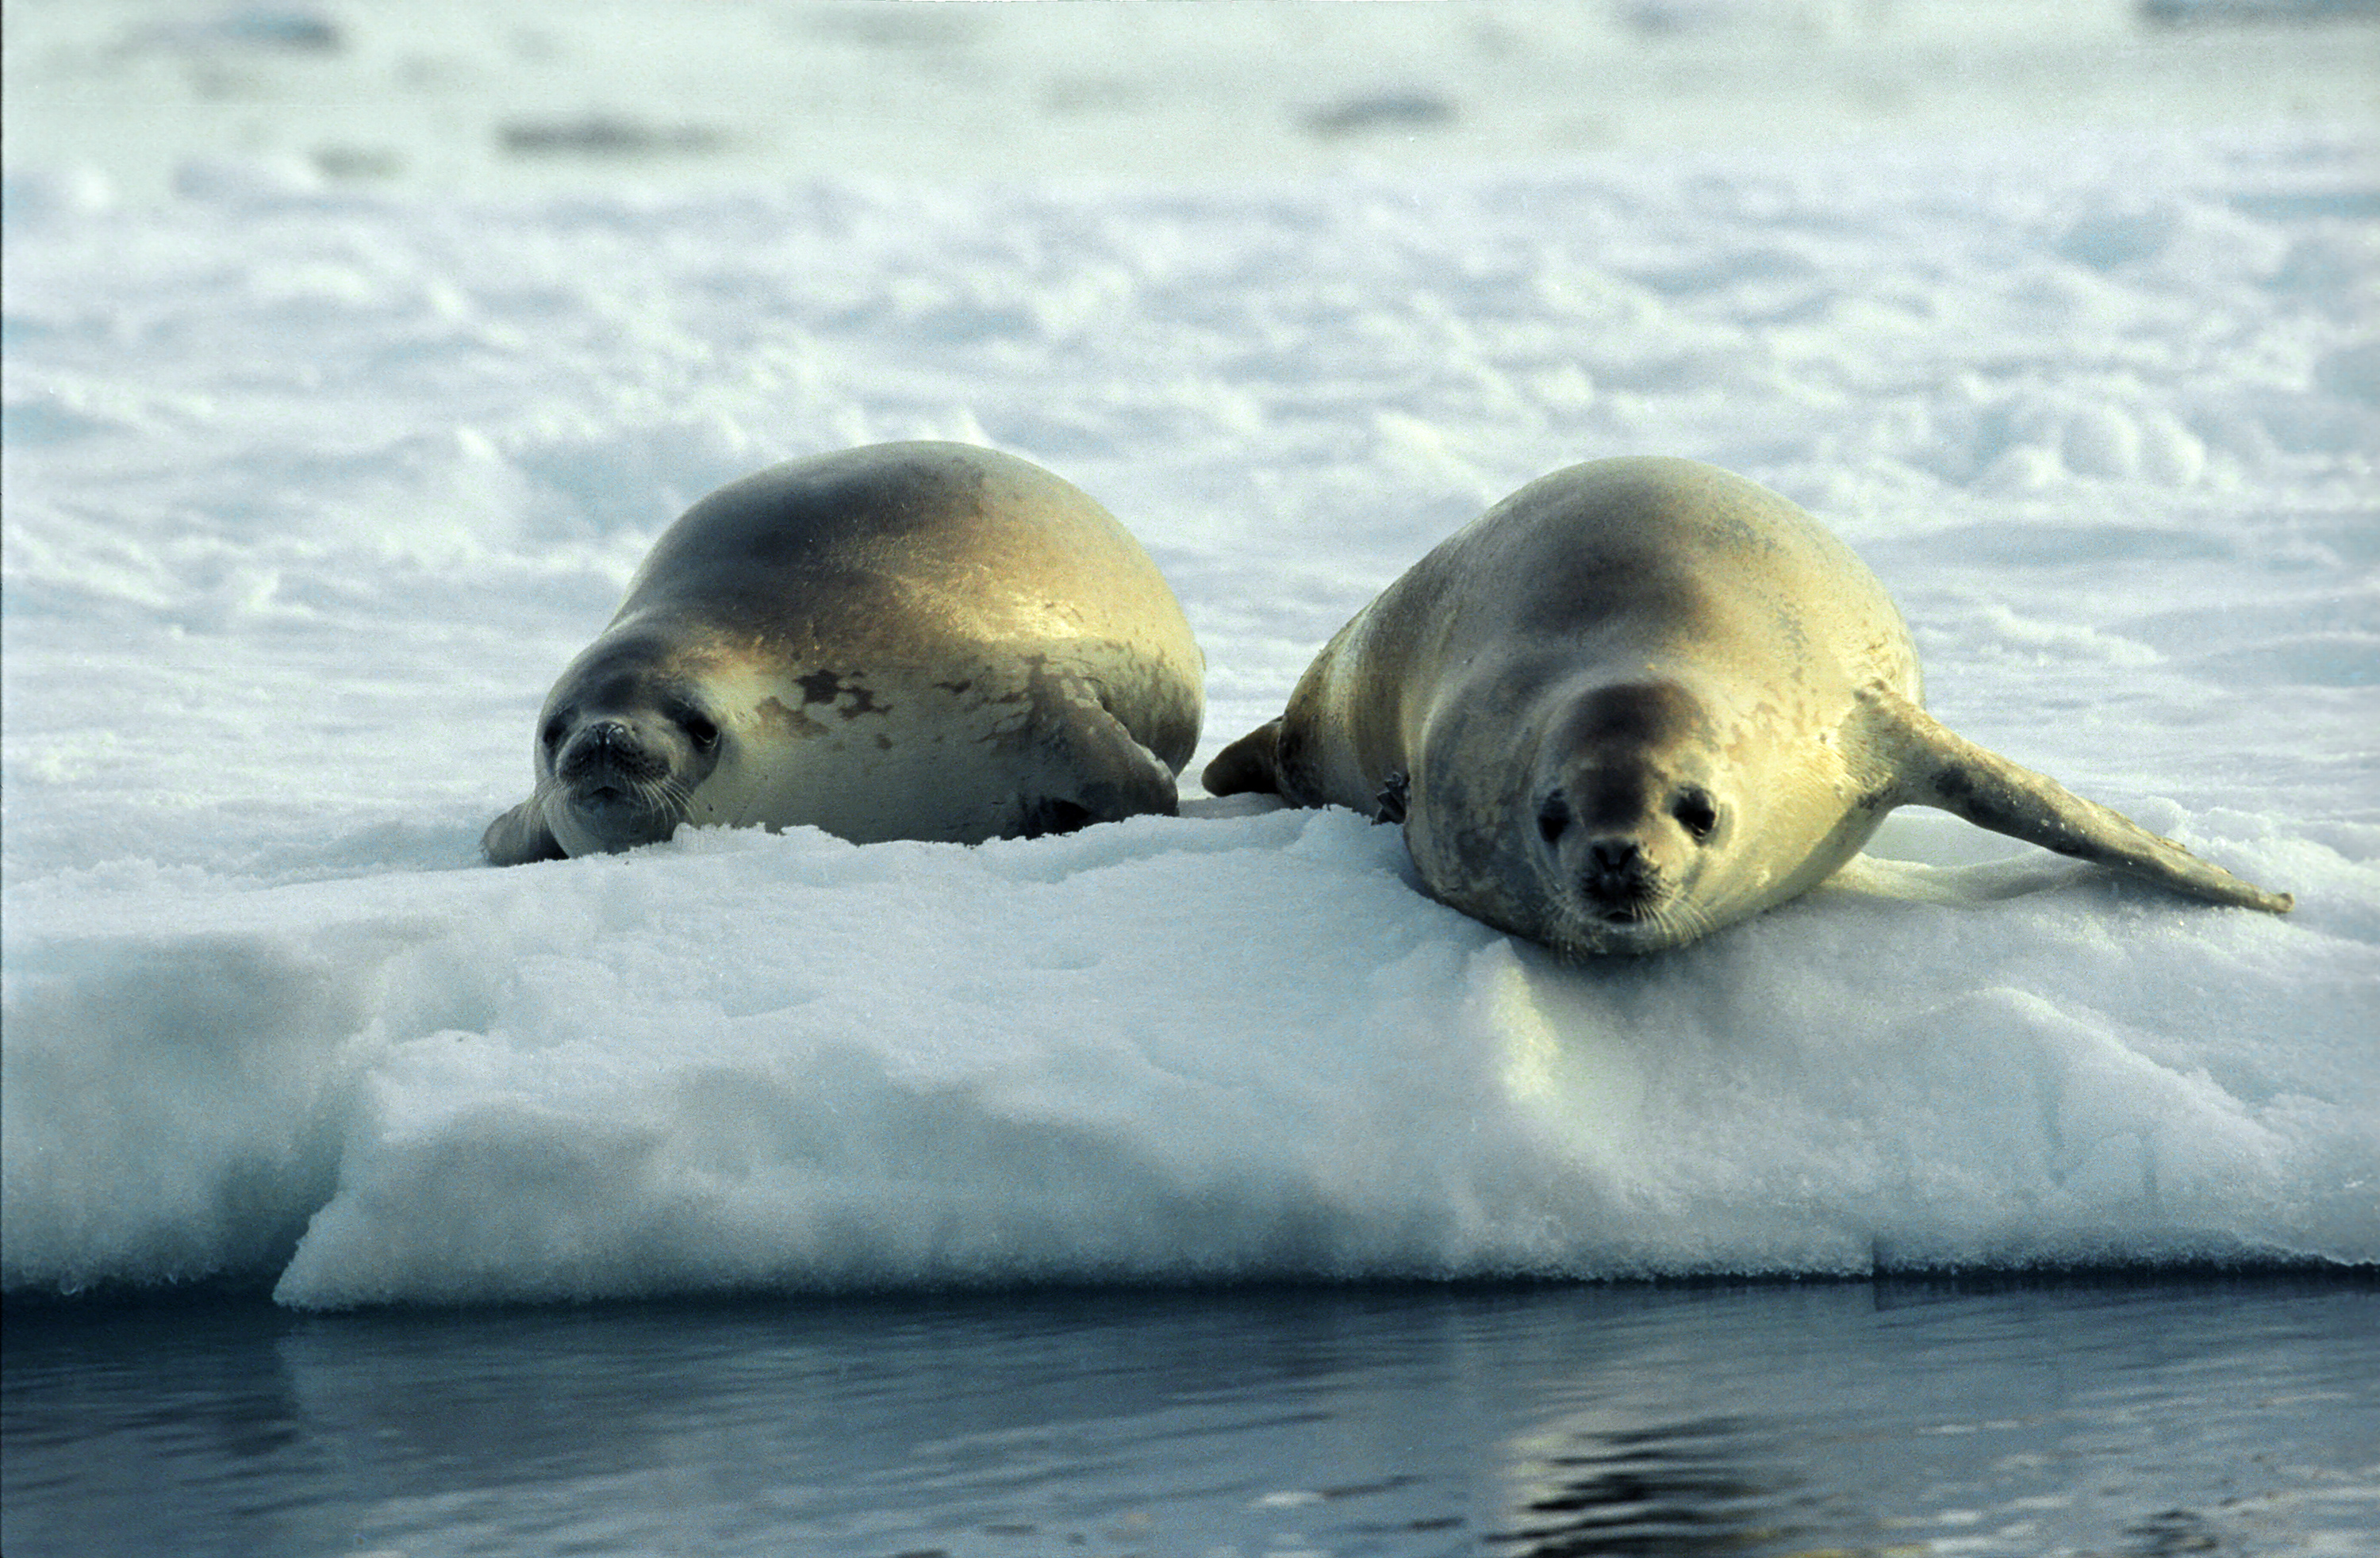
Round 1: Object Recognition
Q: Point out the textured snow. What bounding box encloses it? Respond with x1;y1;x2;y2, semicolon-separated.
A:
3;0;2375;1307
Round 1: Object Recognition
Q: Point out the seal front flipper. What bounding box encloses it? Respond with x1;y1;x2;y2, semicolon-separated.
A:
1201;718;1285;798
1016;681;1183;837
482;798;566;866
1864;689;2292;914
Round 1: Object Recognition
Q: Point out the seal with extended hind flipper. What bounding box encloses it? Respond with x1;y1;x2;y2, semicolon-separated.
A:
486;442;1203;864
1203;456;2290;954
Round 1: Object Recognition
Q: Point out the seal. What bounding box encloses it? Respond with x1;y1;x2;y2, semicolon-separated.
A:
1203;456;2291;954
484;442;1203;864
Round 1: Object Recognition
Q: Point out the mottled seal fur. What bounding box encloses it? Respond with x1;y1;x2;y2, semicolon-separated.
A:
486;442;1203;864
1203;456;2290;954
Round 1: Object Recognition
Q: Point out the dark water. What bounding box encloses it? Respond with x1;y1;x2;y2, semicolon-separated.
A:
5;1276;2375;1558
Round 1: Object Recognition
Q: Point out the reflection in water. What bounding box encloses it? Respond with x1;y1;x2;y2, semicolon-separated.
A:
2123;1507;2228;1556
4;1277;2374;1558
1490;1417;1803;1556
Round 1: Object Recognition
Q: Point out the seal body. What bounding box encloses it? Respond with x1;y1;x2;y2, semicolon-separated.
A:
486;443;1203;864
1203;456;2290;954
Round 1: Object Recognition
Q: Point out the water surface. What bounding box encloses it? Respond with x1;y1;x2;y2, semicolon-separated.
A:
6;1275;2374;1556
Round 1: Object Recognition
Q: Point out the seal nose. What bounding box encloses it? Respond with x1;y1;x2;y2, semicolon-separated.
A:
1580;837;1656;919
577;720;636;772
1587;838;1641;877
560;719;664;785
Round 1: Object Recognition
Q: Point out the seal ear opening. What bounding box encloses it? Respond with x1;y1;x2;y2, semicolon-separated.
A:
1865;687;2292;915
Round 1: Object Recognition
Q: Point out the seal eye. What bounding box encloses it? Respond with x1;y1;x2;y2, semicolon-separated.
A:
1673;788;1718;842
1537;791;1571;843
679;712;720;750
540;717;567;751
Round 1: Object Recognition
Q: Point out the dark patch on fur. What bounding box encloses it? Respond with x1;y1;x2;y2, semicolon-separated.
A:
795;668;884;719
754;696;828;739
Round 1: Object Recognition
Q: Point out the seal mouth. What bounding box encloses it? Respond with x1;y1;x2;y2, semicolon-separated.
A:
1564;835;1681;936
1556;890;1710;957
563;763;678;812
549;772;693;853
564;775;677;827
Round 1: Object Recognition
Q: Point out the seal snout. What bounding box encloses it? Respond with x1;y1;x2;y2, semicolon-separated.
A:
558;719;670;789
552;717;688;842
539;711;697;857
1580;835;1661;922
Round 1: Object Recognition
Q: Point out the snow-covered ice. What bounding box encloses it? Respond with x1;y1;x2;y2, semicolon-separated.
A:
3;1;2375;1308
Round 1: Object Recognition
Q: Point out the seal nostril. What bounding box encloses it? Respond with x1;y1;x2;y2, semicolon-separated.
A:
1589;839;1640;873
1581;838;1655;912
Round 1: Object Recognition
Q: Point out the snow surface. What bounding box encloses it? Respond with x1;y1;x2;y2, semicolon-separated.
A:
3;1;2376;1307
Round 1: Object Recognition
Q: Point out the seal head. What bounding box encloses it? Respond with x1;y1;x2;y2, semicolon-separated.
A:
524;632;724;858
1524;678;1729;948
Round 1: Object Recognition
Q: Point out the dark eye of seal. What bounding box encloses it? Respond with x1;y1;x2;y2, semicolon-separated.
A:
1537;791;1571;843
1673;787;1718;842
541;716;568;751
678;712;720;750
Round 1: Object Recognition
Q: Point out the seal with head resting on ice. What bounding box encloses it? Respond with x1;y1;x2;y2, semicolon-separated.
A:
1203;455;2291;954
484;441;1204;864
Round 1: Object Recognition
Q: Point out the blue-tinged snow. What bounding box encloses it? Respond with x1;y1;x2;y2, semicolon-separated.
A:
3;2;2375;1308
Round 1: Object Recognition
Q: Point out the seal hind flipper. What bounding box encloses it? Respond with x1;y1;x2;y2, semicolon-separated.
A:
1865;689;2292;914
482;799;566;866
1201;718;1285;797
